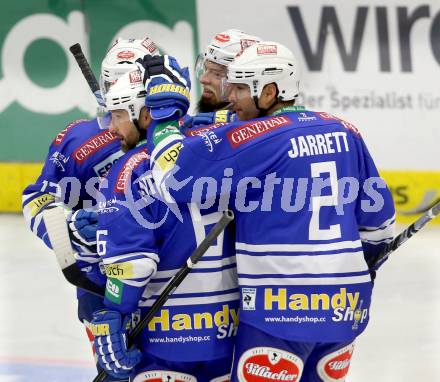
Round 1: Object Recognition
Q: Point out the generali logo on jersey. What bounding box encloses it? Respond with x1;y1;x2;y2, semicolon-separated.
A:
73;130;118;163
227;116;291;148
340;120;361;136
316;112;338;121
53;119;88;145
238;347;303;382
317;342;354;382
115;150;149;193
316;112;361;136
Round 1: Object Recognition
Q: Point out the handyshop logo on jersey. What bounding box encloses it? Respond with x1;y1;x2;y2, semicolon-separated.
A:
264;288;368;327
147;304;239;337
238;347;304;382
317;342;355;382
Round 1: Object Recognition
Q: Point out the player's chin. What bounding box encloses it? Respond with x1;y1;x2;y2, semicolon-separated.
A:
124;140;139;153
120;141;130;153
233;109;244;121
236;112;246;121
201;93;218;105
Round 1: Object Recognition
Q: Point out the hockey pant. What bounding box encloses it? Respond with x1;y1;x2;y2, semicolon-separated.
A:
231;322;355;382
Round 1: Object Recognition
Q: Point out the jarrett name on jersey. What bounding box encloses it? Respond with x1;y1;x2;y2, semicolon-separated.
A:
146;109;396;343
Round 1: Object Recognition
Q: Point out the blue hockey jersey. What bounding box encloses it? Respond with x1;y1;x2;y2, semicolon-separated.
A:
22;118;123;288
97;143;239;362
146;108;396;343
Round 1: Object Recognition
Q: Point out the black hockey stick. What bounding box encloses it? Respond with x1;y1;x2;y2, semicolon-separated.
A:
43;206;104;297
368;200;440;268
93;210;234;382
69;43;104;106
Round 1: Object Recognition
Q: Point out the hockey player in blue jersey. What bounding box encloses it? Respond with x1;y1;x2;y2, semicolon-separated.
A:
136;42;396;381
90;59;238;381
21;38;160;380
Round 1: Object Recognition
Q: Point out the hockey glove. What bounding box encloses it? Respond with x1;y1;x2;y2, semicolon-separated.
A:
92;309;141;379
67;209;98;254
181;110;236;129
136;54;191;121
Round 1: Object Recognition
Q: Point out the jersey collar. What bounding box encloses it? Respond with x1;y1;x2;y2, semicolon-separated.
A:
271;105;306;116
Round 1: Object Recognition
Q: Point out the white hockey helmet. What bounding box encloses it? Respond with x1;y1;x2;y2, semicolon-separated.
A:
227;41;301;101
203;29;262;66
105;68;146;124
100;37;159;97
195;29;262;77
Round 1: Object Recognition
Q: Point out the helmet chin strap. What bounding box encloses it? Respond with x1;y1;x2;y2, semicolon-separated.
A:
133;119;147;142
253;95;278;118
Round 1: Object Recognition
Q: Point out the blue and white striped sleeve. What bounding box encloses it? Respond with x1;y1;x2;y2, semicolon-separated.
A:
356;138;396;267
98;169;160;314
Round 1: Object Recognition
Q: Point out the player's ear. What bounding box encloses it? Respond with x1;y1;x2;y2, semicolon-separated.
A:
260;83;278;108
140;106;152;130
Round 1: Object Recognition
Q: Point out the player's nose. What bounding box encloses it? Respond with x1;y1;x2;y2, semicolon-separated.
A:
200;71;210;85
227;88;237;103
109;120;117;134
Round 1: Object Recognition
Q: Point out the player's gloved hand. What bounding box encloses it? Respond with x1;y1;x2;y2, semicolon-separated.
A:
364;242;389;283
179;114;193;129
92;309;141;379
180;110;236;129
76;260;106;287
136;54;191;121
67;209;98;254
367;253;388;283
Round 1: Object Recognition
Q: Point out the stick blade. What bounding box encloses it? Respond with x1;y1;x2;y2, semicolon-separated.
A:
43;206;76;269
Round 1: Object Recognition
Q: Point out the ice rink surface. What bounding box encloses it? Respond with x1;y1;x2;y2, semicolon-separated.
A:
0;213;439;382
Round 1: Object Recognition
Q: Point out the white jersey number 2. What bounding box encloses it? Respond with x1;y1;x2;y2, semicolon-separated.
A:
309;161;342;240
